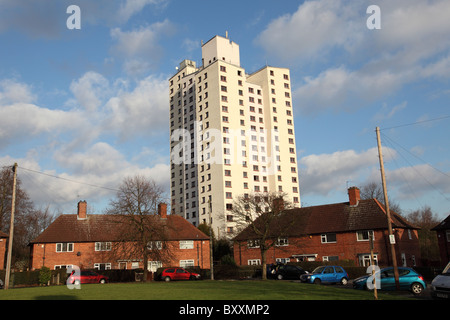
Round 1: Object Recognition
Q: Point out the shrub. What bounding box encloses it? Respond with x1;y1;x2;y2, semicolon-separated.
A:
39;267;52;286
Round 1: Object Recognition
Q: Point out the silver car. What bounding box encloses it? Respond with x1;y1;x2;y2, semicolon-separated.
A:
431;262;450;299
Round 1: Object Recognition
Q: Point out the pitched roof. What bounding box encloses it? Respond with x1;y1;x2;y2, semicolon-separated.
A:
431;214;450;231
234;199;418;241
30;214;209;244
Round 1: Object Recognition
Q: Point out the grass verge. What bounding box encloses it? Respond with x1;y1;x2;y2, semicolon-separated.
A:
0;280;413;300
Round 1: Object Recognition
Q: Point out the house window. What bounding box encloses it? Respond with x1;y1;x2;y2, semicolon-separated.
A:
180;260;195;268
247;239;260;248
321;233;336;243
180;240;194;249
95;242;111;251
147;241;162;250
323;256;339;262
248;259;261;266
276;237;289;246
56;243;74;252
356;230;374;242
358;254;378;267
94;263;111;270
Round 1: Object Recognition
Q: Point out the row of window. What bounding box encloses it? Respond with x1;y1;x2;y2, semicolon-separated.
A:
246;231;377;249
55;240;198;252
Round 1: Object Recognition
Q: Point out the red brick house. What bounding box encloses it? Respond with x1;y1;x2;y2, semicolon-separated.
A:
29;201;210;271
233;187;421;268
0;231;7;270
432;214;450;264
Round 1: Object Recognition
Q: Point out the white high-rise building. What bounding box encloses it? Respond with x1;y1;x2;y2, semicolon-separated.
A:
169;35;300;238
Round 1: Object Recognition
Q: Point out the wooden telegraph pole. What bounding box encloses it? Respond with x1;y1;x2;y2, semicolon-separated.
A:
4;163;18;290
376;127;400;290
208;200;214;280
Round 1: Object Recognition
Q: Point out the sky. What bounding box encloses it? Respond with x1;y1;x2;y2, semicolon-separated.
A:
0;0;449;220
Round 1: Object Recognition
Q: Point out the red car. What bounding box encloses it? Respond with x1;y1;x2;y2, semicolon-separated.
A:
68;270;109;285
161;268;201;281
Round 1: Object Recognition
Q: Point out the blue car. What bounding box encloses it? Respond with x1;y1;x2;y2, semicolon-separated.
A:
300;265;349;285
353;267;426;295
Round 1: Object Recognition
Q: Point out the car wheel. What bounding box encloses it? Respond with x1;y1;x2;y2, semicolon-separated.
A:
164;276;171;282
313;278;321;285
411;282;424;295
277;274;283;280
340;278;348;285
99;278;106;284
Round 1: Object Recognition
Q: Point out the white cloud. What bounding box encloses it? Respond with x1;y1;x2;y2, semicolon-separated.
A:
0;79;36;104
110;20;175;75
255;0;362;63
104;74;169;140
299;147;396;196
258;0;450;115
117;0;168;23
386;164;450;200
69;71;110;112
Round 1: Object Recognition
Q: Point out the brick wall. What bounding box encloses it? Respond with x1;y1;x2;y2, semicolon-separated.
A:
31;239;211;270
0;237;6;270
234;229;421;267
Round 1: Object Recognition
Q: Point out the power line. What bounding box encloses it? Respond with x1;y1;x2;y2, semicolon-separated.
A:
19;166;121;193
380;115;450;130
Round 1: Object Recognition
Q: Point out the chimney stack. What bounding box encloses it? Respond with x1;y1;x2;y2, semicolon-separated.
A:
158;203;167;219
77;200;87;220
348;187;360;206
273;197;285;213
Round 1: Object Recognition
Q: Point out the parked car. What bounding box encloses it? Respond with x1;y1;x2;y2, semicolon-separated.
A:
68;270;108;285
353;267;426;295
268;264;308;280
300;265;349;285
161;268;201;281
430;262;450;299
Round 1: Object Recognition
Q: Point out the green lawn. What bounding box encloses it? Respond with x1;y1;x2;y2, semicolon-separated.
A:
0;280;413;300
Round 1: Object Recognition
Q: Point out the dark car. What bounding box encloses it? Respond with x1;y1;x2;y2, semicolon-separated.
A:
68;270;108;285
161;267;201;281
268;264;307;280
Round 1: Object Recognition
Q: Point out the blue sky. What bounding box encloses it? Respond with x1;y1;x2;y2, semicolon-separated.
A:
0;0;449;220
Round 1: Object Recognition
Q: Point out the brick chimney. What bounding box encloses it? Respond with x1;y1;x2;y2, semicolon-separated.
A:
348;187;360;206
273;197;285;213
77;200;87;220
158;203;167;219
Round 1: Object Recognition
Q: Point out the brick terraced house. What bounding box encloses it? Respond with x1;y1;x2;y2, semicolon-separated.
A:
233;187;422;268
29;201;210;271
432;214;450;264
0;231;7;270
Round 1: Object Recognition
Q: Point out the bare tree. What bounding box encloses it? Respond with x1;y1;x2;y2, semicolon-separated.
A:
0;166;56;269
406;206;441;265
232;192;294;280
105;175;170;281
360;181;402;214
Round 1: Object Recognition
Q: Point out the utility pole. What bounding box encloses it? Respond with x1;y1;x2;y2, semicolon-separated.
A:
208;200;214;280
376;127;400;290
4;163;18;290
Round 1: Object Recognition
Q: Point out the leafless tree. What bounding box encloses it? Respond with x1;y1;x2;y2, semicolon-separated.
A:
0;166;57;269
405;206;441;264
360;181;402;214
232;192;294;280
105;175;171;281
